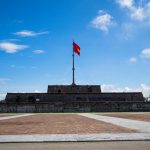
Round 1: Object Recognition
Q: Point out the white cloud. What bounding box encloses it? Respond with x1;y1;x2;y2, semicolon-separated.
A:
132;2;150;21
91;10;116;32
102;84;123;92
129;57;137;62
0;42;28;53
0;93;6;100
116;0;134;9
116;0;150;22
131;7;145;21
14;30;49;37
141;48;150;58
139;84;150;97
34;90;41;93
32;50;45;54
102;83;150;97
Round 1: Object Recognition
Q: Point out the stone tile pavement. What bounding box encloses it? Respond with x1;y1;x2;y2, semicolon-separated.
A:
0;114;136;135
0;113;150;142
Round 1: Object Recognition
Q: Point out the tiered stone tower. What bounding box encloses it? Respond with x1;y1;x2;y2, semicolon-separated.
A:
3;84;148;113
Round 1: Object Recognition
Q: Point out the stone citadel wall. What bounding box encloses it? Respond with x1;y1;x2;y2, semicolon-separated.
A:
0;101;150;113
3;85;148;112
5;92;144;103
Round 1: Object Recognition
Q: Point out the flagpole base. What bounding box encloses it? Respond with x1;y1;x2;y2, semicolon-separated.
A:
72;83;76;86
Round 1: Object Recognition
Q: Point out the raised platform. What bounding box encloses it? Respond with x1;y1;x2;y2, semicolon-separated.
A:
47;85;101;93
2;85;149;112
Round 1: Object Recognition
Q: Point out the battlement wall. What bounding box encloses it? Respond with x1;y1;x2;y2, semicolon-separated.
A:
47;85;101;93
5;92;144;103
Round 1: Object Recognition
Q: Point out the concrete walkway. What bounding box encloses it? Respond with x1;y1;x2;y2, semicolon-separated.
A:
1;141;150;150
0;133;150;142
79;113;150;132
0;114;34;121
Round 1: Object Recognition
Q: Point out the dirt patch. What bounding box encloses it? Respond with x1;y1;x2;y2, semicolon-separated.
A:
0;114;136;135
100;113;150;122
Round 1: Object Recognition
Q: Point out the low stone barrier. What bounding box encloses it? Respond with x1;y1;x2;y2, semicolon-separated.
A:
0;101;150;113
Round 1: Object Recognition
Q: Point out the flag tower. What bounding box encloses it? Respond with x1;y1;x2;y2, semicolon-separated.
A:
72;47;75;85
72;41;80;85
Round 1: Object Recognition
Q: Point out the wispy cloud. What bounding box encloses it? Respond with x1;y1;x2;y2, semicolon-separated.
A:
91;10;116;33
102;83;150;97
0;93;6;100
116;0;150;22
141;48;150;58
10;64;25;69
102;84;123;92
34;90;41;93
13;20;23;24
121;22;134;40
0;41;28;53
129;57;137;62
0;78;10;86
116;0;134;9
0;78;10;100
31;66;38;69
8;39;21;42
10;64;16;68
131;7;145;21
10;65;37;69
32;49;45;54
14;30;49;37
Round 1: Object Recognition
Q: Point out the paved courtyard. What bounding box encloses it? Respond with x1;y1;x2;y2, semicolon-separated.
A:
0;113;136;135
0;112;150;142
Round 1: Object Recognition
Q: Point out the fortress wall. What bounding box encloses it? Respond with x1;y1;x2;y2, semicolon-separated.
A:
3;92;146;112
47;85;101;93
0;101;150;113
5;92;144;103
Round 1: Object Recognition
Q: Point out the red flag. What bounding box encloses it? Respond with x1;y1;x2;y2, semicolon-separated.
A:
73;42;80;56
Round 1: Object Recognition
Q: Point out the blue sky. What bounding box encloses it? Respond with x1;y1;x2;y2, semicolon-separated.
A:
0;0;150;99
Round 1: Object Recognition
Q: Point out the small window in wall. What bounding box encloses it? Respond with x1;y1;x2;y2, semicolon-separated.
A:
88;87;92;93
58;89;61;93
28;96;36;103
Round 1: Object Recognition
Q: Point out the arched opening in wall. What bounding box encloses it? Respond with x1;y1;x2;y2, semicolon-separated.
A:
58;89;61;93
28;96;36;103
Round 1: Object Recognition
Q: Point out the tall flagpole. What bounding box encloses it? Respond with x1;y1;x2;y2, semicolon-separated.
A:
72;46;75;85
